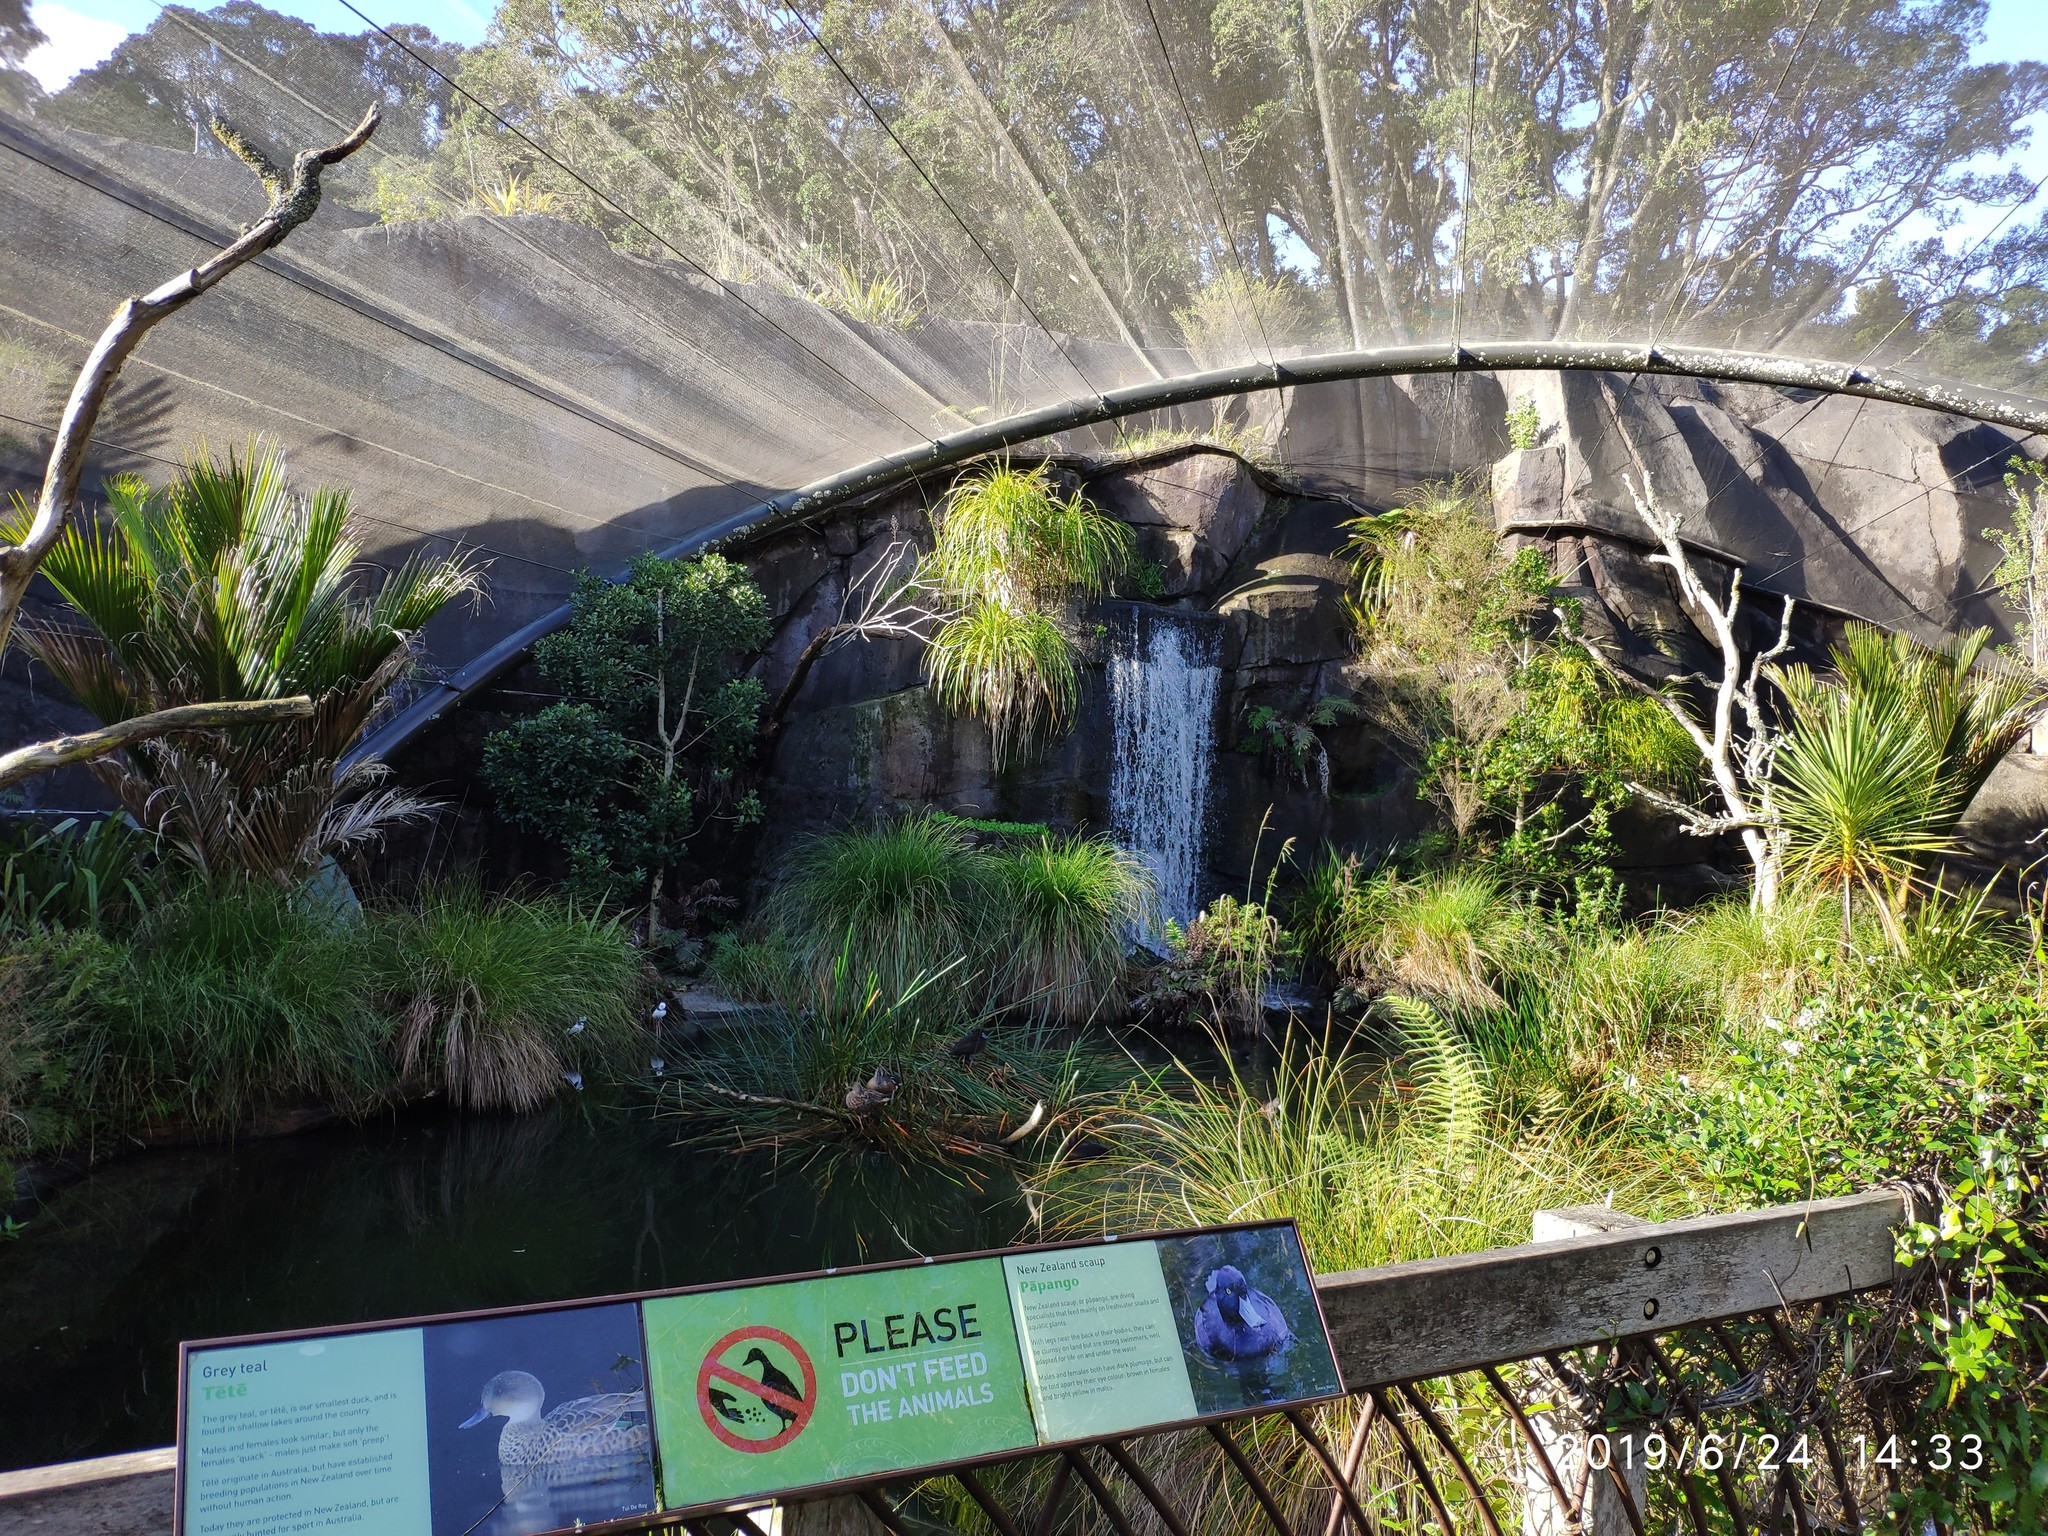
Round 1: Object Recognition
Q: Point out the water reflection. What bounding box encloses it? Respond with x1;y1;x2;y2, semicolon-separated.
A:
0;1093;1023;1470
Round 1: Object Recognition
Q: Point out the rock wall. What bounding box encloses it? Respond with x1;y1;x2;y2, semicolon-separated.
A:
15;369;2047;908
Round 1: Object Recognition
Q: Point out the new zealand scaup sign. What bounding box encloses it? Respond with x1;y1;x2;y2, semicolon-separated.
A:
174;1219;1340;1535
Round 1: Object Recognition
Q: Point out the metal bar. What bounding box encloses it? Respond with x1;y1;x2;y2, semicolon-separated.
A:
1205;1421;1296;1536
858;1489;914;1536
1761;1311;1863;1532
1319;1398;1378;1536
1283;1406;1381;1536
1646;1338;1750;1536
348;328;2048;767
1366;1389;1457;1536
1101;1438;1194;1536
1396;1384;1503;1536
1478;1365;1575;1525
956;1467;1028;1536
1064;1448;1141;1536
1031;1456;1074;1536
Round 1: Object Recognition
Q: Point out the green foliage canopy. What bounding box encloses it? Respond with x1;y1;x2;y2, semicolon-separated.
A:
483;552;769;911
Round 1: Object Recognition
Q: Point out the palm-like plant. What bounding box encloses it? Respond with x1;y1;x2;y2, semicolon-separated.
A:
922;462;1131;767
1773;623;2040;945
22;443;483;883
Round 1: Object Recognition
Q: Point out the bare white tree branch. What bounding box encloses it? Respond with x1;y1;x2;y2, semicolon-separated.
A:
0;103;380;665
1558;474;1794;910
761;539;957;738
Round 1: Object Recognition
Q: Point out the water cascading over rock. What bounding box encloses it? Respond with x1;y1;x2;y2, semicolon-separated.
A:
1108;605;1223;935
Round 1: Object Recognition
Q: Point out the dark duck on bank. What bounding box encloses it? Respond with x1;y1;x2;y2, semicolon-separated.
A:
1193;1266;1293;1363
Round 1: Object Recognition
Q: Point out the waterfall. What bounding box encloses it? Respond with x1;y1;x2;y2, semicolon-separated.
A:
1108;606;1222;937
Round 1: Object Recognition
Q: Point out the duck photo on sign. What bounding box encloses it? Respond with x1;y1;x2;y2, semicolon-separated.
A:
1155;1226;1344;1415
1193;1265;1295;1364
422;1303;657;1536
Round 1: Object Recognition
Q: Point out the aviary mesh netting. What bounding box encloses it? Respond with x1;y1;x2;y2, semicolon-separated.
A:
2;0;2045;666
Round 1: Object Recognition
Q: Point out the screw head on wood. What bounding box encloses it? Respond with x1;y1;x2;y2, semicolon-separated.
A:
1642;1246;1662;1269
1642;1298;1659;1320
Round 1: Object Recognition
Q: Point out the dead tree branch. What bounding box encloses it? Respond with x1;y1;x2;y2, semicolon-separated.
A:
760;538;956;740
0;103;380;664
1559;474;1795;910
0;696;314;791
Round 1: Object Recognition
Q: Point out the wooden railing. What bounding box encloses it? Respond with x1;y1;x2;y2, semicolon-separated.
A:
0;1190;1913;1536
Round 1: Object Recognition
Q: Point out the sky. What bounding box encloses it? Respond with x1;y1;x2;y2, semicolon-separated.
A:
16;0;2048;260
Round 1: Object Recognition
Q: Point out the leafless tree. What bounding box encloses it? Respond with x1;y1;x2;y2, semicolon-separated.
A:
0;104;381;790
1564;475;1794;912
760;539;957;739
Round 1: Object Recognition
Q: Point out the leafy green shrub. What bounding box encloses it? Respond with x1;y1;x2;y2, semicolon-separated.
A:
484;552;769;927
1136;894;1284;1034
372;884;643;1112
989;836;1150;1023
1505;394;1542;451
1631;988;2048;1530
0;932;116;1159
1343;483;1694;887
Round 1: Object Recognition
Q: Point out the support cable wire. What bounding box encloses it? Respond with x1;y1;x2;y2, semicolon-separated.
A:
1127;0;1278;365
1445;0;1485;474
143;0;884;475
0;291;697;556
0;407;586;577
0;129;780;505
319;0;956;446
787;6;1105;403
912;5;1165;380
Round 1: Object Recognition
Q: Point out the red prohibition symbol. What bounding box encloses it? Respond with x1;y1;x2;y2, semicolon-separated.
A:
696;1325;817;1453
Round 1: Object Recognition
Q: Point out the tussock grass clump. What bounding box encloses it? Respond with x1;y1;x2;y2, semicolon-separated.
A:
4;880;647;1154
744;816;1147;1028
373;884;642;1113
767;816;995;1021
1329;866;1536;1011
1041;1017;1670;1272
57;881;390;1132
992;836;1150;1023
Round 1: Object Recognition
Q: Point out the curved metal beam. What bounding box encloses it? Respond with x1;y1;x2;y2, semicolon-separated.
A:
351;339;2048;766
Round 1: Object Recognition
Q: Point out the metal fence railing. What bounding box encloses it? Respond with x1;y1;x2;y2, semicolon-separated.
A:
736;1191;1904;1536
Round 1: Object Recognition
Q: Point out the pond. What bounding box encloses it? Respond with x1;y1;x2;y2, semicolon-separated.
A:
0;1095;1027;1472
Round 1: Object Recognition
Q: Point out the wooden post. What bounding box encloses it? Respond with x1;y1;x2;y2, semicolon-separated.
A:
1521;1207;1650;1536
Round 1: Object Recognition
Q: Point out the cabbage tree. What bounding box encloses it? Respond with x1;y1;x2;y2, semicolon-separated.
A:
1773;624;2040;946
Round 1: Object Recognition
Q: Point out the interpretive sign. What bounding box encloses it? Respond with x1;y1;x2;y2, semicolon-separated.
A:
176;1219;1339;1536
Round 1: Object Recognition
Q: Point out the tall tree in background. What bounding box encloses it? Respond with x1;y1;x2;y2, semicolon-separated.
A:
22;0;2048;377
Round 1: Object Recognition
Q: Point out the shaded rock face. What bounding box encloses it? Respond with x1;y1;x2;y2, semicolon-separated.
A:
368;378;2048;905
1492;371;2035;649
